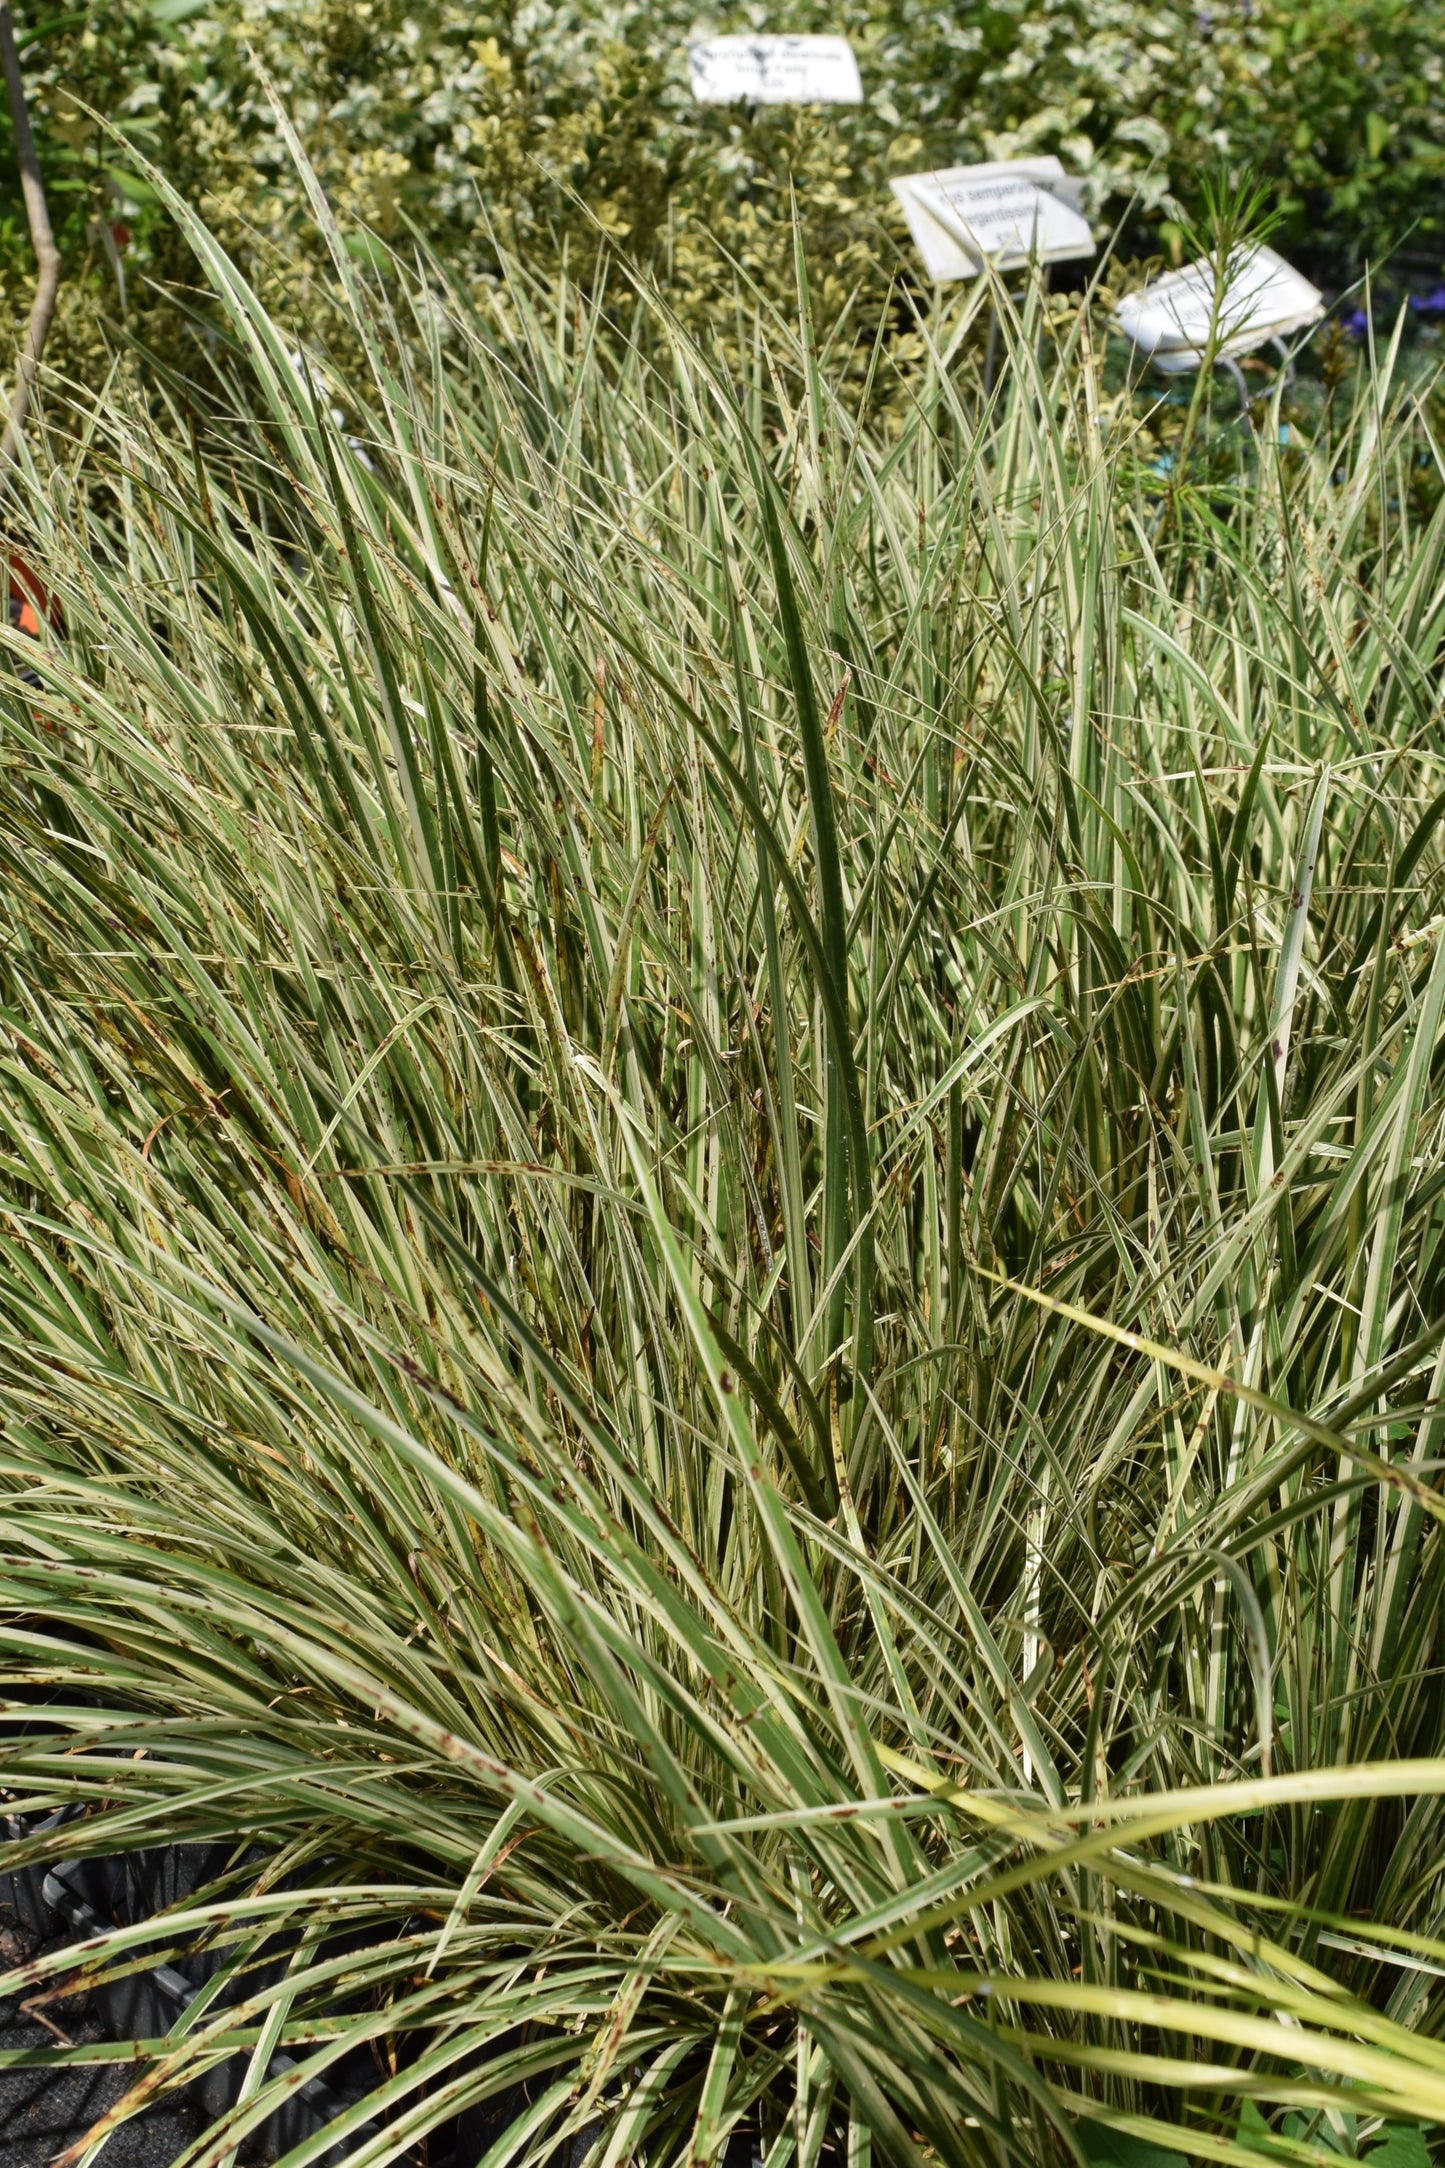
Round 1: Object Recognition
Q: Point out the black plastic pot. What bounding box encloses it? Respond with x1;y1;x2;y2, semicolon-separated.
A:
3;1830;760;2168
3;1829;384;2162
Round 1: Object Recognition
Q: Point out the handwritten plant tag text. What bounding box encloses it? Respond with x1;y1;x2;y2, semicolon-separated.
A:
687;35;863;105
1113;245;1324;371
891;159;1093;282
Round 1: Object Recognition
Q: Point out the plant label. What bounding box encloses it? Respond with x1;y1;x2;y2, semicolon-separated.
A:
891;159;1094;282
687;35;863;105
1113;244;1324;371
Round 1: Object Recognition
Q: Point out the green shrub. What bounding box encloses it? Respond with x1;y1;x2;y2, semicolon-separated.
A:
0;0;1443;367
2;190;1445;2157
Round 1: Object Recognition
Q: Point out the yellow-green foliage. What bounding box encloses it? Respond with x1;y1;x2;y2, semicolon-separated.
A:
1;0;1444;361
4;209;1445;2163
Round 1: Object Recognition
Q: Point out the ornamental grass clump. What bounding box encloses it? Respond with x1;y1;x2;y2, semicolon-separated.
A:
2;188;1445;2163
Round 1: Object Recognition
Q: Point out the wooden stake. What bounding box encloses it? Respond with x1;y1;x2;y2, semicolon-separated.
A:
0;1;59;480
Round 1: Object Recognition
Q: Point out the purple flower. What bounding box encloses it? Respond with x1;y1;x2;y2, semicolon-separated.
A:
1341;308;1371;339
1409;285;1445;316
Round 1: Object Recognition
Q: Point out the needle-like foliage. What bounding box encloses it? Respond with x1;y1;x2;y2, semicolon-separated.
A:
2;197;1445;2168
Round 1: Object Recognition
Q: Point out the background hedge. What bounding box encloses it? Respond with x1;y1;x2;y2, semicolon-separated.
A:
1;0;1444;380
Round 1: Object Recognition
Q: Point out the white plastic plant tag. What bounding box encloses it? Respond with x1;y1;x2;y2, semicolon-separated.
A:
687;35;863;105
1113;244;1324;372
891;159;1093;282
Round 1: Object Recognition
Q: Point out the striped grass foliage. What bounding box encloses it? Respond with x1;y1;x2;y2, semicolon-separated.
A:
2;179;1445;2166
